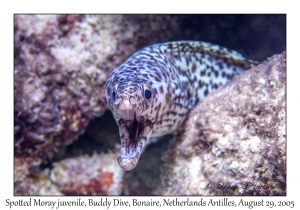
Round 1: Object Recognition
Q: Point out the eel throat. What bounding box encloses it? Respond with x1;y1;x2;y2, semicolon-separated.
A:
117;111;153;171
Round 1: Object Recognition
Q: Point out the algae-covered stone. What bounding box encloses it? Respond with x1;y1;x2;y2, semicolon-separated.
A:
158;52;286;195
50;152;124;195
14;15;180;157
14;14;180;195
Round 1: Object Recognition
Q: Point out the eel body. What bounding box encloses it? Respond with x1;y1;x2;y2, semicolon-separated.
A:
105;41;257;171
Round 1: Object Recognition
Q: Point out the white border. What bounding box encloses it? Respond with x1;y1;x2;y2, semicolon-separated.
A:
1;1;298;210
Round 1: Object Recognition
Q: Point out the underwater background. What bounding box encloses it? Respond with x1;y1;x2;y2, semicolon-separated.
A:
14;14;286;195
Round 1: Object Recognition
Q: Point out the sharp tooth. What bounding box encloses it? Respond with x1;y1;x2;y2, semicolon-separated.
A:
135;123;139;140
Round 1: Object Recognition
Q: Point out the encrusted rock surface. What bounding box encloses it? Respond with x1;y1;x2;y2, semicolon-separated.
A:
158;52;286;195
14;156;62;195
14;152;123;195
50;152;124;195
14;14;179;195
14;15;179;157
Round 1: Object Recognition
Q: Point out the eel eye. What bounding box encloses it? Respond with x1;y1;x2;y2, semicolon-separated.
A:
144;89;152;100
112;91;116;100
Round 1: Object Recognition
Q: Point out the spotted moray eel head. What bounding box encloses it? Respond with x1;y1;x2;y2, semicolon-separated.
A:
104;41;258;171
105;77;156;171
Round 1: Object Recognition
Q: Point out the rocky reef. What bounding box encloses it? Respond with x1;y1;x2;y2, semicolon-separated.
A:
14;152;123;196
157;52;286;195
50;153;124;195
14;156;62;195
14;14;179;158
14;14;180;195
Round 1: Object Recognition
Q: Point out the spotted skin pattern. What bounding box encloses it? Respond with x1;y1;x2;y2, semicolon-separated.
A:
105;41;258;171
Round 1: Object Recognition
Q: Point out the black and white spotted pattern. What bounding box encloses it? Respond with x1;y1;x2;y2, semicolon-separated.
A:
105;41;258;171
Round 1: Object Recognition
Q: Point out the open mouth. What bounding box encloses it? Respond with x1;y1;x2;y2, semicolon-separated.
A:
116;109;153;171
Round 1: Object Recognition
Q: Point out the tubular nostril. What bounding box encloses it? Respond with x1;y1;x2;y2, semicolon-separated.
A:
114;97;122;105
115;95;137;109
129;96;136;104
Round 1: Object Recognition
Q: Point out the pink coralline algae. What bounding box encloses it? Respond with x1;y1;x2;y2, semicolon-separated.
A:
50;153;124;195
14;152;124;195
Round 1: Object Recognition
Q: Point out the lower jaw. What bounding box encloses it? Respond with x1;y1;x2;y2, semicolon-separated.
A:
117;153;140;171
117;118;153;171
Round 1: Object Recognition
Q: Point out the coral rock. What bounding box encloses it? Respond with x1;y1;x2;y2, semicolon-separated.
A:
14;15;180;157
50;153;124;195
158;52;286;195
14;156;62;195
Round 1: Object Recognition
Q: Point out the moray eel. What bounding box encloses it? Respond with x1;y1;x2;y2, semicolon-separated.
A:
105;41;258;171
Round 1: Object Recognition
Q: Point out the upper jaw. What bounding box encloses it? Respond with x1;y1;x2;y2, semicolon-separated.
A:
115;96;137;121
117;109;135;121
